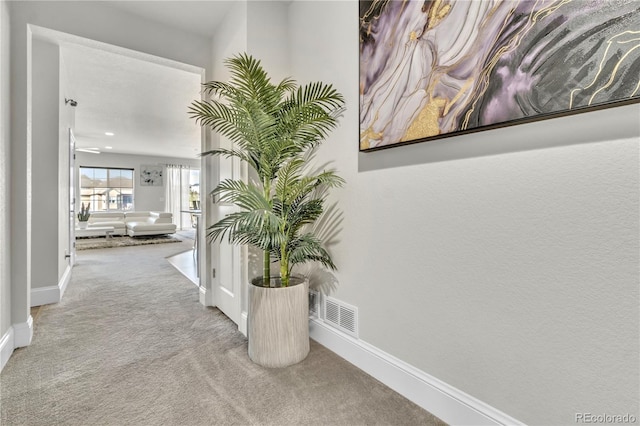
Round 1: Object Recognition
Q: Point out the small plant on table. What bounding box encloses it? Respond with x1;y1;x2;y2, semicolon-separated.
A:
77;203;91;223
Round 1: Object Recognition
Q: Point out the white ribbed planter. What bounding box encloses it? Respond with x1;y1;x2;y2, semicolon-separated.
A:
248;277;310;368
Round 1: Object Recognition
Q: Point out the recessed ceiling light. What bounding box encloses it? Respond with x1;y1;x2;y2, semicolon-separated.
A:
105;132;114;136
105;146;113;150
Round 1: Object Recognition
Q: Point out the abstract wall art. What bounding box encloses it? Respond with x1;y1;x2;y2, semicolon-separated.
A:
140;165;163;186
359;0;640;151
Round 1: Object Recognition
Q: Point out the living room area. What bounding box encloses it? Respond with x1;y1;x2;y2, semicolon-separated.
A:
65;37;204;284
73;153;202;284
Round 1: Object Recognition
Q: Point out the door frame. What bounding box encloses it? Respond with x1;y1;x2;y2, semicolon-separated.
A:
200;124;246;335
68;128;76;266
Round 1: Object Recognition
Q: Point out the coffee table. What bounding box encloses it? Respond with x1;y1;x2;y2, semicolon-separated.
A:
75;226;115;239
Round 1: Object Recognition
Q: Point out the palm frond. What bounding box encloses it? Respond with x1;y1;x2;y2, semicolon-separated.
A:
225;54;273;101
212;179;270;212
199;148;259;173
277;81;345;150
206;209;284;248
296;82;345;111
188;100;238;137
275;77;297;95
274;157;306;202
200;80;236;99
283;233;337;271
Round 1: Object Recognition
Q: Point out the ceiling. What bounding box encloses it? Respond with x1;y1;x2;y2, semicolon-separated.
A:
63;1;236;160
65;44;203;159
106;1;234;38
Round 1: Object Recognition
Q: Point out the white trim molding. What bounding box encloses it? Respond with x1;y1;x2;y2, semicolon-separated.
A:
30;264;72;307
1;316;35;372
239;311;247;337
31;285;58;307
198;286;211;306
309;319;523;426
58;264;72;299
13;316;33;348
0;327;14;371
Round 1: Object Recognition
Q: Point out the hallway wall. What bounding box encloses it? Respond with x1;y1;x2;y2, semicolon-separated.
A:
0;0;10;348
288;1;639;424
31;38;61;297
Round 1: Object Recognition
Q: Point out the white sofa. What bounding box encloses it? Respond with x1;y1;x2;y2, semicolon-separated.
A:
86;211;126;235
87;211;176;237
124;211;176;237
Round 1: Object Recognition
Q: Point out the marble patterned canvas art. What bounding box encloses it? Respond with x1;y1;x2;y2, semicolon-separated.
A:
359;0;640;151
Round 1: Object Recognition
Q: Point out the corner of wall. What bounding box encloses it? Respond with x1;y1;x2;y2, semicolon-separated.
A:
30;263;71;307
0;326;14;371
12;315;33;348
0;0;12;340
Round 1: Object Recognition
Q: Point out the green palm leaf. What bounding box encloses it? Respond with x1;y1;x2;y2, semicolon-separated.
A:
282;233;337;272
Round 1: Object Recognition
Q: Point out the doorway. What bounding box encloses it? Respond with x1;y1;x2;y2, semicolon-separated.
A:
28;25;243;331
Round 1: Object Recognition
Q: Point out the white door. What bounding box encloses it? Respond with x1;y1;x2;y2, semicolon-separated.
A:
212;139;243;326
216;234;242;323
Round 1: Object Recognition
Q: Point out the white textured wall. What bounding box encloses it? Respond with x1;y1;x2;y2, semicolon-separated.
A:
0;0;10;336
31;38;60;291
8;0;30;326
247;1;289;82
289;1;639;424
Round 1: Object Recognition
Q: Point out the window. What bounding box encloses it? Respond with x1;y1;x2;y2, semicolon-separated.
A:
166;165;200;230
80;167;134;211
189;169;200;209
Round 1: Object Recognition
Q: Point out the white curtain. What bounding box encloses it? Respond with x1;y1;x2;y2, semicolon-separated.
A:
165;165;191;230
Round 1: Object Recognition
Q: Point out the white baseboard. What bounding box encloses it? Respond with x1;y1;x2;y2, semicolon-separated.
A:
31;285;59;307
12;316;33;349
309;319;523;426
58;264;72;299
0;327;14;371
198;286;209;306
1;316;35;372
31;265;72;307
239;311;247;337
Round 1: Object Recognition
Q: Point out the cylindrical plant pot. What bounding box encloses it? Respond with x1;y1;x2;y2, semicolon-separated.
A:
248;276;310;368
78;221;88;229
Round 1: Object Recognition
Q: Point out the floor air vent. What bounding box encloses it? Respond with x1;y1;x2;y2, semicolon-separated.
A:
324;296;358;338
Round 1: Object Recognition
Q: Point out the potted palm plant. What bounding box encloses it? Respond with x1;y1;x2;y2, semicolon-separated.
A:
189;53;345;367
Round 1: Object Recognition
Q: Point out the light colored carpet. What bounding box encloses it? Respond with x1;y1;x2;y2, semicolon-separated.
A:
75;234;182;250
0;241;446;426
